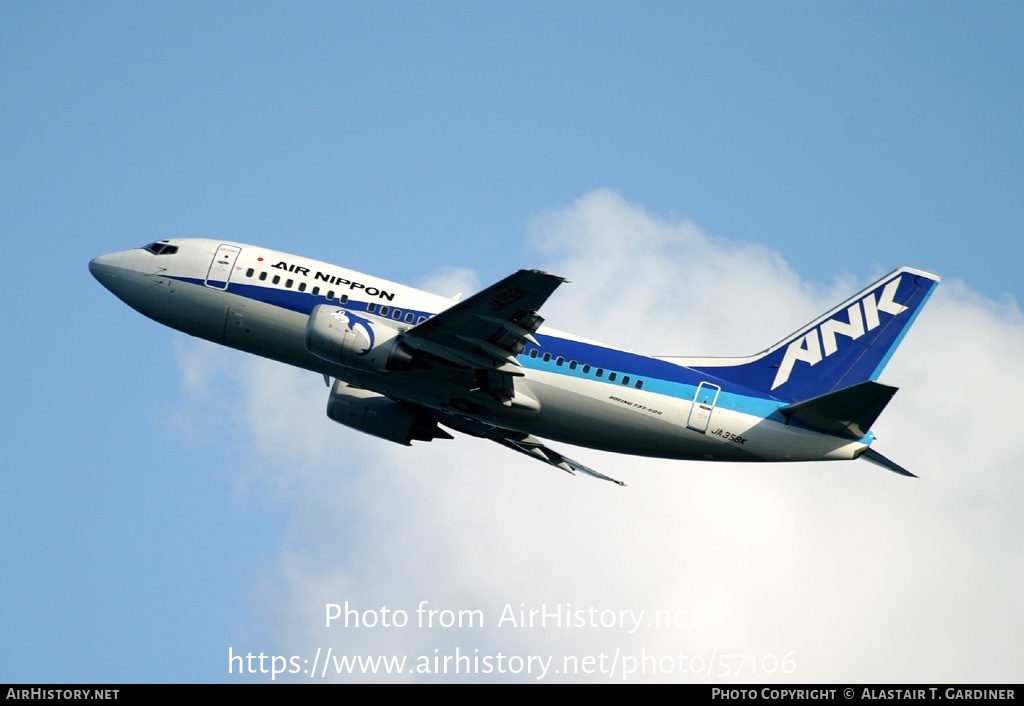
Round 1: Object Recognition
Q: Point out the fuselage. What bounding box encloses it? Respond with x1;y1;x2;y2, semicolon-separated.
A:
89;238;870;464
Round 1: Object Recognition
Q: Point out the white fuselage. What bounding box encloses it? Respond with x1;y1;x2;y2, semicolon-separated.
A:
90;239;870;465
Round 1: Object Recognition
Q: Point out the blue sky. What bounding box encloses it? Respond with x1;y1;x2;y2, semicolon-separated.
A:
2;2;1022;683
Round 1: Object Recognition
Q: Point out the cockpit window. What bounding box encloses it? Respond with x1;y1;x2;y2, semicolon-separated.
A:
142;241;179;255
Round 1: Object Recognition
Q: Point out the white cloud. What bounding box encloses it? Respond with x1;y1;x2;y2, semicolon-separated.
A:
416;265;481;301
179;189;1024;682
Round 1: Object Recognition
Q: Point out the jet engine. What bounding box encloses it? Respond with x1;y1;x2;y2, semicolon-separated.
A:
326;379;452;445
305;304;415;371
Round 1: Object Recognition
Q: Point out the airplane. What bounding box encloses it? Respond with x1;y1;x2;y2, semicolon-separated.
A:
90;239;940;485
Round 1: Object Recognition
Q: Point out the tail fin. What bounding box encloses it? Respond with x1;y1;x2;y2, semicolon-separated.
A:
695;267;940;402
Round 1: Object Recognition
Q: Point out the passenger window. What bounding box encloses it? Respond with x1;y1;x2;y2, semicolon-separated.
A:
543;353;552;362
622;376;630;385
417;316;426;324
285;279;294;288
246;268;254;277
634;380;643;390
569;361;577;370
582;364;591;374
312;286;320;296
609;372;617;382
392;310;401;320
380;306;389;316
298;282;306;292
259;272;267;281
555;357;564;366
272;275;280;285
529;350;538;359
596;369;604;378
339;294;348;303
367;303;376;313
404;313;414;323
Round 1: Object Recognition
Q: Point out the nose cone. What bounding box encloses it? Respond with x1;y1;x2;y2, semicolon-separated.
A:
89;251;125;287
89;251;145;304
90;246;165;322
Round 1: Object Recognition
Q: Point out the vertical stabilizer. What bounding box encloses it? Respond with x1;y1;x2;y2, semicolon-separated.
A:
695;267;940;403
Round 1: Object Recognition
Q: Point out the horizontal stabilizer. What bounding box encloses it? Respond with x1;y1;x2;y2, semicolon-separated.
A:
781;381;897;439
860;448;917;478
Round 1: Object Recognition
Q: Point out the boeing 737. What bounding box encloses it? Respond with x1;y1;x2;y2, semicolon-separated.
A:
90;239;940;485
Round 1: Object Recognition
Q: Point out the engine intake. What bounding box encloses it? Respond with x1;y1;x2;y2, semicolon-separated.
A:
305;304;415;371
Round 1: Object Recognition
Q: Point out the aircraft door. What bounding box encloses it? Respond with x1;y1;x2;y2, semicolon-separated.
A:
686;381;721;433
205;244;242;289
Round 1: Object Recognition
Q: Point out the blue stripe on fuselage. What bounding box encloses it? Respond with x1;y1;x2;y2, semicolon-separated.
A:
176;275;785;421
173;276;437;322
523;334;784;420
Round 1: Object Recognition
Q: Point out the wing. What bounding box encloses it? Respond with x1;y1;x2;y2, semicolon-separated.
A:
398;270;626;484
401;269;564;374
438;414;626;486
496;435;627;486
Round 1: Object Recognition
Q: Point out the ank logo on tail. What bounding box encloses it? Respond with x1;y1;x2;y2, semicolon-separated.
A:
771;277;909;390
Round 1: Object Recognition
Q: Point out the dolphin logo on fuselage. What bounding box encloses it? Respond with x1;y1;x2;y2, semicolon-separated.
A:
330;309;375;355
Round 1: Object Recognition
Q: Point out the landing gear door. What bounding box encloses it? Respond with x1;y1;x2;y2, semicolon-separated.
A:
686;381;721;433
205;244;242;290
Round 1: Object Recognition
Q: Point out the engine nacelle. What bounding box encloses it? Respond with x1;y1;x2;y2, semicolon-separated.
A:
305;304;415;371
326;380;452;446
